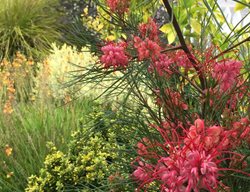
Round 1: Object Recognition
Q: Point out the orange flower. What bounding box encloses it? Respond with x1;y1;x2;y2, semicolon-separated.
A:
5;145;13;156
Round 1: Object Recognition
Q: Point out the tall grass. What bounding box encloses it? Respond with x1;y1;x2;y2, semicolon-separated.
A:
0;98;98;192
0;0;62;60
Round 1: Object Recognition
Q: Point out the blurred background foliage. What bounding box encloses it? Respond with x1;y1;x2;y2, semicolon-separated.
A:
0;0;249;191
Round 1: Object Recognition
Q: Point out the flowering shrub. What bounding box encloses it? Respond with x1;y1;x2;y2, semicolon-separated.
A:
133;118;250;191
72;0;250;191
212;59;242;92
25;108;135;192
0;52;35;113
106;0;130;15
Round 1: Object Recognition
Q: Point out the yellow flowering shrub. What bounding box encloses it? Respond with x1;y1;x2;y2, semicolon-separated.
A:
25;108;134;191
82;4;126;41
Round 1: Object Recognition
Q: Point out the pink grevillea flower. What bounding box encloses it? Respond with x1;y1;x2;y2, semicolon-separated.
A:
106;0;130;15
148;54;173;77
229;117;250;147
137;137;150;156
100;42;129;69
134;36;161;61
133;161;152;182
157;157;185;192
132;119;240;192
203;80;247;110
184;119;228;151
139;18;159;42
212;60;242;91
155;88;188;111
132;119;250;191
174;50;193;69
181;150;218;192
133;142;220;192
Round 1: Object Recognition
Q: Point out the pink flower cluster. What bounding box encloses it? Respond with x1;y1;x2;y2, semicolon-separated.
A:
155;88;188;111
231;117;250;146
100;42;129;69
106;0;130;15
134;36;161;61
212;60;242;91
184;119;229;151
133;18;162;61
173;50;193;68
132;118;250;192
148;54;173;77
203;82;247;110
139;18;159;42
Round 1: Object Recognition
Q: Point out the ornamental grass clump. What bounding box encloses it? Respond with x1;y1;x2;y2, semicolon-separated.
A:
0;0;62;60
72;0;250;191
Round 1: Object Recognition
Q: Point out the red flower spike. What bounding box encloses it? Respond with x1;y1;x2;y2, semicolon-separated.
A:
133;36;161;61
212;60;242;92
148;53;174;77
194;119;205;133
106;0;130;15
139;18;159;42
132;119;250;191
100;42;129;69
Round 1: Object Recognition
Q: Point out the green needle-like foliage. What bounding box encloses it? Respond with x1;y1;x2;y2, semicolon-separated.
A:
0;0;62;60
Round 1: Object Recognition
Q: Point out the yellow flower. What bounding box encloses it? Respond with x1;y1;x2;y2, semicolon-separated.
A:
5;145;13;156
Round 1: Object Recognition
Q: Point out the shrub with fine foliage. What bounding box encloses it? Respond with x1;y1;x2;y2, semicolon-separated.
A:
0;0;62;60
26;109;135;192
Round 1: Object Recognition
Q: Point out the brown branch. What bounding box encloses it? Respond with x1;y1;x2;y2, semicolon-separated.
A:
162;0;193;60
161;45;182;53
131;45;182;60
212;36;250;60
162;0;206;90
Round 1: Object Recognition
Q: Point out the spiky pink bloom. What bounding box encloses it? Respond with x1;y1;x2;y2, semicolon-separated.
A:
155;88;188;111
134;143;220;192
174;50;193;69
106;0;130;15
132;161;152;182
132;119;249;192
100;42;129;69
134;36;161;61
184;119;228;152
212;60;242;91
229;117;250;147
148;54;173;77
137;137;150;156
180;150;218;192
139;18;159;42
157;157;184;191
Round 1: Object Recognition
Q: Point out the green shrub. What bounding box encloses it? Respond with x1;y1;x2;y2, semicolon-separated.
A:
0;98;98;192
26;108;136;192
0;0;62;60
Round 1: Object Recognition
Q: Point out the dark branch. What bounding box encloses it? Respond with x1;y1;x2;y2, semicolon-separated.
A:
162;0;206;89
212;36;250;60
162;0;195;63
161;45;182;53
